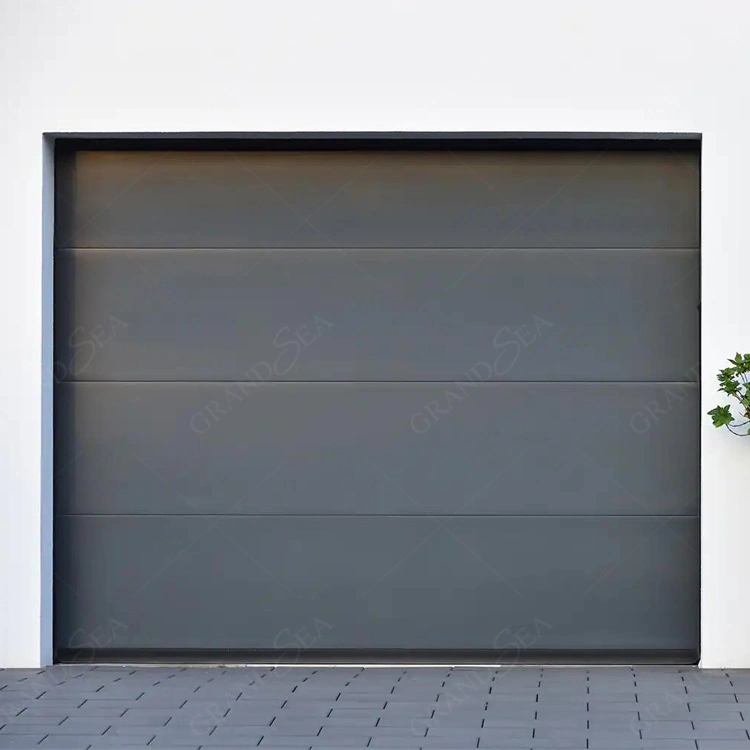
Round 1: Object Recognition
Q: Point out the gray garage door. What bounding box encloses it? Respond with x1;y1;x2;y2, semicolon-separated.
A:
54;139;700;662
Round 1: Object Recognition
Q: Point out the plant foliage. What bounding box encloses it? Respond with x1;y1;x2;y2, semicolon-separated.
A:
708;353;750;435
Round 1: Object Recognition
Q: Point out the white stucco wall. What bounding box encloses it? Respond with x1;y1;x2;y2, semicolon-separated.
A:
1;0;748;668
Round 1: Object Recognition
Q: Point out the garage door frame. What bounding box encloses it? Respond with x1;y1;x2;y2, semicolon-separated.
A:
51;131;701;665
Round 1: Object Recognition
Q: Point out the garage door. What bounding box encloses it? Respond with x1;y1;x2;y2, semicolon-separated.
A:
54;139;700;662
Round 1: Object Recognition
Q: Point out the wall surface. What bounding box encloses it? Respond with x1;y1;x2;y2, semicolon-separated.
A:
0;0;748;668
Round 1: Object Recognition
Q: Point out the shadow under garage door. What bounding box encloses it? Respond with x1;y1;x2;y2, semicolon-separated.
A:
53;137;700;663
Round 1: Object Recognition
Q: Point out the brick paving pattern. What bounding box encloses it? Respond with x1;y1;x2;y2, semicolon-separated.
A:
1;666;750;749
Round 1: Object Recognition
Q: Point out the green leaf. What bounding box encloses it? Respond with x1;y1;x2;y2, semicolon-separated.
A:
708;405;734;428
709;355;750;434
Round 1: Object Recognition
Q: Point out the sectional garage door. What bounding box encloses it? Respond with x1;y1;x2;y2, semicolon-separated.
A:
54;139;700;662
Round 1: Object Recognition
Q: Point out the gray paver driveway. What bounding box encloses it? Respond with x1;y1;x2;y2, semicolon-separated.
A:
1;665;750;749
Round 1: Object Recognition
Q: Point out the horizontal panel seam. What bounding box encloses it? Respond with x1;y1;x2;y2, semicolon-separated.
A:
55;246;702;252
55;514;701;518
57;380;701;385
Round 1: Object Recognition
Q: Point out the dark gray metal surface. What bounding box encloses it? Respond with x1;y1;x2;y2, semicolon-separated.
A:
53;145;700;658
55;382;698;516
55;516;698;651
54;248;699;382
55;150;699;249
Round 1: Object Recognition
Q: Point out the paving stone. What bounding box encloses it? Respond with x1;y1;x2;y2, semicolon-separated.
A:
83;690;145;701
532;728;592;747
589;711;643;720
589;718;643;730
643;724;748;739
693;719;750;729
260;737;364;747
192;689;243;701
313;717;377;728
485;694;538;705
35;738;95;749
38;688;101;699
0;690;45;700
688;693;740;703
151;732;222;746
86;738;159;748
103;724;164;737
327;709;375;719
114;710;172;725
588;730;648;744
411;716;484;729
686;708;745;720
2;666;750;750
382;703;435;713
370;739;468;748
202;726;266;740
0;736;50;748
47;707;124;719
486;686;538;696
224;699;285;710
176;700;235;714
0;704;31;720
262;723;325;736
216;713;274;726
519;739;586;749
160;718;217;733
485;707;536;718
33;697;85;706
1;714;66;726
588;741;697;749
638;703;692;716
333;698;386;709
0;723;66;734
57;717;113;730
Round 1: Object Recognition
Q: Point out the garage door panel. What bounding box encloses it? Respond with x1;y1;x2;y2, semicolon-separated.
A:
56;382;698;517
54;248;699;382
54;515;699;652
54;143;700;660
55;150;699;249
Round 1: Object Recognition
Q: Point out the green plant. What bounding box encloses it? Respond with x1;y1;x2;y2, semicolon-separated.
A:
708;353;750;435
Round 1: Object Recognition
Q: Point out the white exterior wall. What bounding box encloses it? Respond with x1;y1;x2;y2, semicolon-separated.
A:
0;0;748;668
